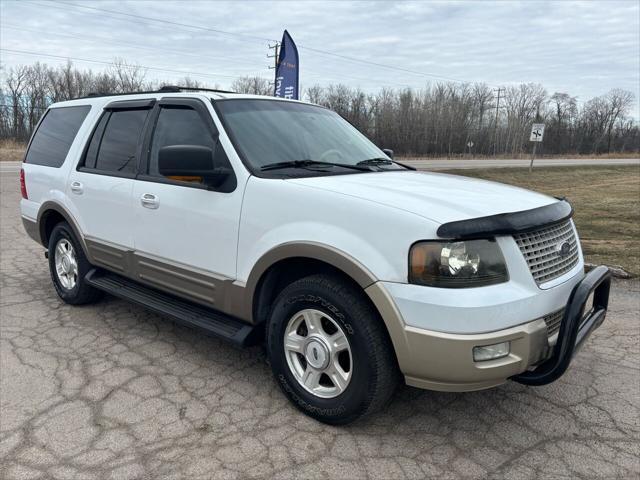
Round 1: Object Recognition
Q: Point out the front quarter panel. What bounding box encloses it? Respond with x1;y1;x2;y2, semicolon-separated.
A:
236;176;438;286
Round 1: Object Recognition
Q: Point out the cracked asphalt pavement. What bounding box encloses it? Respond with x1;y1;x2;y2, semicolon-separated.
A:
1;169;639;480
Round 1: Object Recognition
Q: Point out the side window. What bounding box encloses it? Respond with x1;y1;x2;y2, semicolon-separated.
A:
94;109;149;174
83;112;110;169
149;106;215;177
25;105;91;167
82;109;148;174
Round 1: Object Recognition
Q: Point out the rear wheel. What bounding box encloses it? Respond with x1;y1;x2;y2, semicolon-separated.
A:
48;222;102;305
266;274;399;425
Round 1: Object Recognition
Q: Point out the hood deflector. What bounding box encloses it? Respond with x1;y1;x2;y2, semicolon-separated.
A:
437;200;573;239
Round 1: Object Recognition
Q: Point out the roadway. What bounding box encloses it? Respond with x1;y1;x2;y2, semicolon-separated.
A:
401;157;640;170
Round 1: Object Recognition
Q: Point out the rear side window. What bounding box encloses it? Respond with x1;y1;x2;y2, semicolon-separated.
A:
83;113;109;169
25;106;91;167
83;109;149;174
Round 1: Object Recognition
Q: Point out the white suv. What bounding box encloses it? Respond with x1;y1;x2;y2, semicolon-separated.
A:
20;87;611;424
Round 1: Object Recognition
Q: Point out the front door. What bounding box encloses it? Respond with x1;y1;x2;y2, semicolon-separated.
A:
132;98;243;310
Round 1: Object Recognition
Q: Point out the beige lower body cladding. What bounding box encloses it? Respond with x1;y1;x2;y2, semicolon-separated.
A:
365;282;551;392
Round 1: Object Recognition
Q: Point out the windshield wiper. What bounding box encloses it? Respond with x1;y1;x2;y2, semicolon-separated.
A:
357;157;392;166
260;159;370;172
357;157;416;170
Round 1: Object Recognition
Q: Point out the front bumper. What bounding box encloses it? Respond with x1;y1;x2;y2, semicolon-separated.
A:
366;266;611;392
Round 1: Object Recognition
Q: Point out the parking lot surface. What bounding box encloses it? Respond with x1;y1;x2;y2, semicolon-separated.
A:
1;170;639;479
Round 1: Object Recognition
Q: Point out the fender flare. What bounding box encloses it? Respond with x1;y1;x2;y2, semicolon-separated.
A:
239;242;378;322
37;201;89;257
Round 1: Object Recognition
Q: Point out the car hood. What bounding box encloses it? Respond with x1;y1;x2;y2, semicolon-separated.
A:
288;170;557;225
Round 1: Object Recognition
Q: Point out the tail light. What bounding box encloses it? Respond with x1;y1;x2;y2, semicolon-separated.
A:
20;168;28;199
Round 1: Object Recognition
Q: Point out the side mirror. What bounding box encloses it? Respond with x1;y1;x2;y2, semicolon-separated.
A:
382;148;394;159
158;145;230;188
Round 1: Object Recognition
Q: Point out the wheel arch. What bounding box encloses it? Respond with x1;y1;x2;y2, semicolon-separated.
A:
245;242;378;325
37;201;89;256
243;243;410;376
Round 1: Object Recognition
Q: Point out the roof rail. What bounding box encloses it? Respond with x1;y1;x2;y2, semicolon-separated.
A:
77;85;235;100
83;89;160;99
159;85;236;94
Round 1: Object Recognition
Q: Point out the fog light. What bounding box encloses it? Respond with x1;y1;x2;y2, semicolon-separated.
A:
473;341;510;362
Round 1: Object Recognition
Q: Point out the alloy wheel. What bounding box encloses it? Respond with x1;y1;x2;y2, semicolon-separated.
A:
54;238;78;290
283;308;352;398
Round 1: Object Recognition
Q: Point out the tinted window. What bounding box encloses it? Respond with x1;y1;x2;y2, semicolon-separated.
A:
83;112;110;169
25;106;91;167
94;109;148;174
149;107;215;176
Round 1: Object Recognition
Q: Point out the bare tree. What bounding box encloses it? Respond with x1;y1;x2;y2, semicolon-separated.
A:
605;89;634;153
305;84;325;105
109;58;147;93
6;66;29;138
548;92;577;153
2;61;637;156
503;83;548;154
230;75;271;95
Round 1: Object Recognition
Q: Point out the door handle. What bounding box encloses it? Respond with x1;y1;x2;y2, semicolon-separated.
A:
70;181;83;194
140;193;159;209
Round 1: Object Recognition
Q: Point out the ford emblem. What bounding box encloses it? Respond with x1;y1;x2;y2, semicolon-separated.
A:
558;241;571;257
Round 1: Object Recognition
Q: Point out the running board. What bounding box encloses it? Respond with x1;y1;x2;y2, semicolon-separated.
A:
85;269;255;346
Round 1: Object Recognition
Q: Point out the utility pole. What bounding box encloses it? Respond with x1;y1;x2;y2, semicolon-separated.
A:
267;42;280;69
267;42;281;93
493;87;504;157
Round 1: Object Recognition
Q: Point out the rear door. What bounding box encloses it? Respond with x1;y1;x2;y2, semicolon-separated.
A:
131;97;242;309
67;99;154;271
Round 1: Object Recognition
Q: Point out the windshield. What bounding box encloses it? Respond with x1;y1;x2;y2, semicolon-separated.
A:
215;99;396;174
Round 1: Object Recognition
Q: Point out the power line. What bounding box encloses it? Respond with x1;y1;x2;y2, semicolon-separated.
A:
40;0;274;43
0;48;270;82
29;0;496;87
297;46;474;85
0;41;415;90
1;23;261;69
12;2;366;86
1;26;418;90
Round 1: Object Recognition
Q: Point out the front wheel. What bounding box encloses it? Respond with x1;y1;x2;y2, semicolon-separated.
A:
266;274;399;425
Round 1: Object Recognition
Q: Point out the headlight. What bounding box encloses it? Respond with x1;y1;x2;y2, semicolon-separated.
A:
409;239;508;288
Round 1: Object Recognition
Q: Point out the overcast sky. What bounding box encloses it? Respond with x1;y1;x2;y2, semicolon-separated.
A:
1;0;638;113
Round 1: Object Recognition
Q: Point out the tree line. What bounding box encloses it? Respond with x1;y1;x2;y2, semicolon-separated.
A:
1;60;637;156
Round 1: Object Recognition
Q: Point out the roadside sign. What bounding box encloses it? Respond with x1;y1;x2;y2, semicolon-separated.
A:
467;141;474;148
530;123;545;142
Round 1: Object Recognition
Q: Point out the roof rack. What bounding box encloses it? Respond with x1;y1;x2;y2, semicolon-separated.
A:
158;85;236;94
79;85;236;100
83;89;159;99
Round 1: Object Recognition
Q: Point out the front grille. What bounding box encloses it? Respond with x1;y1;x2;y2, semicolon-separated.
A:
543;308;564;336
514;220;579;285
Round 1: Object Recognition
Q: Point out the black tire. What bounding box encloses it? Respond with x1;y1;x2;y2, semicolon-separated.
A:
48;222;102;305
266;273;399;425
